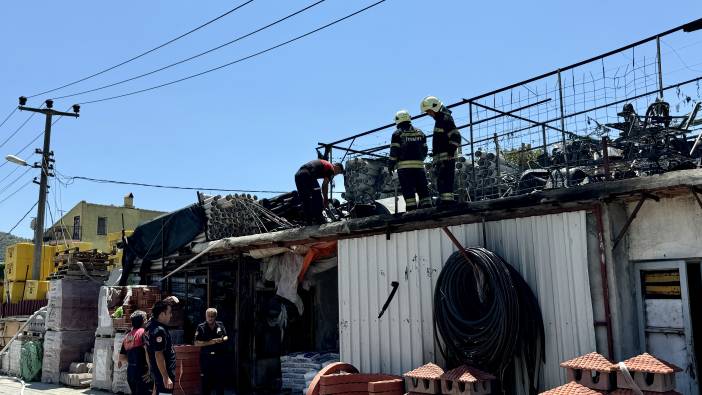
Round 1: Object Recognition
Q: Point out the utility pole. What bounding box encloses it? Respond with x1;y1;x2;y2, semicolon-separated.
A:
17;97;79;280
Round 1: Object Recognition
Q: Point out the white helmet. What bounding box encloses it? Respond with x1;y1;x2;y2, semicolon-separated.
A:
394;110;412;125
421;96;443;113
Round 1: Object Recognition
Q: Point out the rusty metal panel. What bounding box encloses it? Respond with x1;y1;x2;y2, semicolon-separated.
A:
338;211;595;391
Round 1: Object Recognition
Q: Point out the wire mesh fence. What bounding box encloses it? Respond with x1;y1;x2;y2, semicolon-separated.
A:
322;19;702;204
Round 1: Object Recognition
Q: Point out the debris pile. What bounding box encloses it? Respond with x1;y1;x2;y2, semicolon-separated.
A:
342;158;396;205
201;193;296;239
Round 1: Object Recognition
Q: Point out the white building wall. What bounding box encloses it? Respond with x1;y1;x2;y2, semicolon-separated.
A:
338;210;596;391
626;195;702;261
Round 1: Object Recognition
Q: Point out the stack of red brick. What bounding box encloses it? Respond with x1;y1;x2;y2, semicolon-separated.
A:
108;286;162;331
174;345;201;395
320;373;403;395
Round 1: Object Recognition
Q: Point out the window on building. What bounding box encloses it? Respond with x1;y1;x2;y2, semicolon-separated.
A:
97;217;108;236
72;216;81;240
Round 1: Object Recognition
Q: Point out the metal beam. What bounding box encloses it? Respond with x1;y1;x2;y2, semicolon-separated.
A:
612;192;660;250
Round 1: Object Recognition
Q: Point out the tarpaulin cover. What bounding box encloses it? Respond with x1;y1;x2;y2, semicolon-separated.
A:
20;339;42;381
120;204;206;285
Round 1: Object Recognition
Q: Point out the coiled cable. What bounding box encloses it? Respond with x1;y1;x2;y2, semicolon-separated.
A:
433;247;545;394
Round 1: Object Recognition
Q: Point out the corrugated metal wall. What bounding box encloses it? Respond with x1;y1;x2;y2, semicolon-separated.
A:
338;210;596;390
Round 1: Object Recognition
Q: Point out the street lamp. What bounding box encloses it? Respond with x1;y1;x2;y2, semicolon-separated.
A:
5;155;29;167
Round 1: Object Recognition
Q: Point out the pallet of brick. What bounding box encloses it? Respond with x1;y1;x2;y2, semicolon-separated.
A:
112;332;131;394
174;345;201;395
41;330;95;384
51;250;110;281
46;279;101;331
91;336;114;391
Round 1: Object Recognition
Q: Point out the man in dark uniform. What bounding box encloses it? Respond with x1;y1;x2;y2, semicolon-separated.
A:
118;310;152;395
388;110;431;211
294;159;344;224
144;299;177;394
194;308;229;395
421;96;462;206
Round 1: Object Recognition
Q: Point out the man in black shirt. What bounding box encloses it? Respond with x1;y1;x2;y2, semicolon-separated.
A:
195;308;229;395
118;310;152;395
294;159;344;224
144;299;177;394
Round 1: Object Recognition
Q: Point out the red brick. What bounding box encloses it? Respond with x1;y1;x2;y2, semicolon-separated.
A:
322;374;402;386
307;362;359;395
370;391;403;395
368;379;404;392
321;383;369;394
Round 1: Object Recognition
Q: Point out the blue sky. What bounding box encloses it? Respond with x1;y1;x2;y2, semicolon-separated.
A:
0;1;701;238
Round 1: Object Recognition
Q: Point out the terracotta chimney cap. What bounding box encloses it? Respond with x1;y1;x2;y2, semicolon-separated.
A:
539;381;606;394
404;363;444;380
440;365;495;383
560;352;617;373
619;353;682;374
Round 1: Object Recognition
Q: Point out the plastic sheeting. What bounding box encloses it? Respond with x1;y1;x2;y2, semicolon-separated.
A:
120;204;206;286
91;336;113;391
41;330;95;384
20;339;42;381
263;252;304;315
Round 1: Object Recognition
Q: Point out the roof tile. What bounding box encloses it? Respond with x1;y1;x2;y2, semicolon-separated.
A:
539;382;606;395
620;353;682;374
440;365;495;383
560;352;617;373
404;363;444;380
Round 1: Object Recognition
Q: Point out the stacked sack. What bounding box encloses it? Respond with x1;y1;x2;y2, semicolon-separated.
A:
280;352;340;393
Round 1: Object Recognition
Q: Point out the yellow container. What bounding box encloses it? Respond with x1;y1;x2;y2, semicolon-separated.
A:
41;245;57;280
5;243;35;281
3;281;27;303
23;280;48;300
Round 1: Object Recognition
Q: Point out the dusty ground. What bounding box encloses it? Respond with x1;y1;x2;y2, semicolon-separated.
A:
0;377;109;394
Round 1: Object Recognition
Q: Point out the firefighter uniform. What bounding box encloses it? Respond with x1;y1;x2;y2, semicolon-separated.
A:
388;111;431;211
430;108;461;203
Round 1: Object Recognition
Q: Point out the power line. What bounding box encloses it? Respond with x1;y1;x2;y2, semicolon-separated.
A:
0;179;32;206
28;0;256;98
0;166;21;185
52;0;326;100
0;107;17;130
78;0;388;105
0;109;67;171
0;112;37;149
60;174;289;194
1;200;38;239
0;167;32;193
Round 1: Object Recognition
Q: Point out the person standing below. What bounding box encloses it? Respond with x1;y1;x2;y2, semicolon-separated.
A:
118;310;152;395
421;96;462;206
388;110;431;211
294;159;344;224
194;308;229;395
144;299;177;394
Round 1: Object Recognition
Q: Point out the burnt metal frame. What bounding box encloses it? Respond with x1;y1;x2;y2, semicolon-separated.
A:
317;18;702;163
